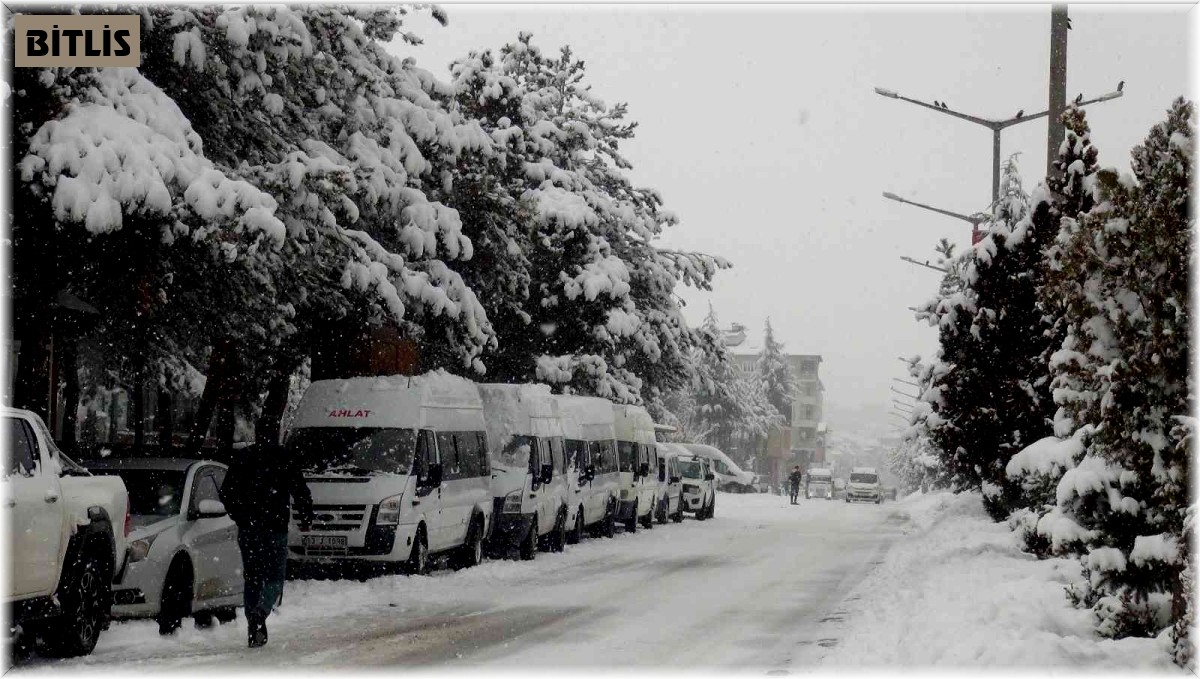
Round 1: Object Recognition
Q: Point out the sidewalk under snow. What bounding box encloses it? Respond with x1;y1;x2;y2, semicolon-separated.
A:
813;490;1178;669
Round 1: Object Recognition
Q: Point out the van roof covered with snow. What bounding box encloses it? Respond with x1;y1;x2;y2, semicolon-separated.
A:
612;404;655;445
290;371;483;432
556;394;616;442
478;383;564;455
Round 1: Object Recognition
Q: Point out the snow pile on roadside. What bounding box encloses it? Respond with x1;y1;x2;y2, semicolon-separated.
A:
817;490;1177;668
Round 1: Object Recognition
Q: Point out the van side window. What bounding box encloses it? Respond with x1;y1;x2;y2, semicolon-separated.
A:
437;432;461;480
602;440;617;474
476;432;490;477
416;430;438;479
549;438;564;477
455;432;480;478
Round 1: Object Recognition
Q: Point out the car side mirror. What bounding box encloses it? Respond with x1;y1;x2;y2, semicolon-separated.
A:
193;499;227;520
586;465;596;481
541;464;553;485
670;475;681;484
705;472;715;481
421;463;443;488
638;463;650;478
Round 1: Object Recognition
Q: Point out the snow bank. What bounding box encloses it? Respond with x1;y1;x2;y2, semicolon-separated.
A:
816;490;1174;668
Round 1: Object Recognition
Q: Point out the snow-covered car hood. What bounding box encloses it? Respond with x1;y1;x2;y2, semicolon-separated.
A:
848;483;878;491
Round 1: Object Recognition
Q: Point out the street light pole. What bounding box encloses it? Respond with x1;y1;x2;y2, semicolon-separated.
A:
873;84;1123;203
884;191;988;244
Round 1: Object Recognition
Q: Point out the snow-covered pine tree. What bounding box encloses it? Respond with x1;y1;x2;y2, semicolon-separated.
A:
756;318;797;425
1042;98;1194;646
687;305;744;450
448;34;727;404
916;155;1063;518
12;7;500;442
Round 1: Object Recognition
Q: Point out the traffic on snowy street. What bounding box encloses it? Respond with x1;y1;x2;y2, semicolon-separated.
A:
15;493;902;671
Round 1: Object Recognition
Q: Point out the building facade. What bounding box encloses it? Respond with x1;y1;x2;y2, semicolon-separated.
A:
724;326;824;488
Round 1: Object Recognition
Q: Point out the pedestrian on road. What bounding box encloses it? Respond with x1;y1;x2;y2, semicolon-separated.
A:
219;440;315;649
788;466;803;504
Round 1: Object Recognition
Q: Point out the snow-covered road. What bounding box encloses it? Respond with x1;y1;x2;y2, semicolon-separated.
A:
18;493;904;672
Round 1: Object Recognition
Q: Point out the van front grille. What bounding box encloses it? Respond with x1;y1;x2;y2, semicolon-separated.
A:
295;504;371;532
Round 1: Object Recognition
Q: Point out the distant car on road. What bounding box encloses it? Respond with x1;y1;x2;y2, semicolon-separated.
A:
678;454;716;519
805;468;833;500
679;443;754;493
845;467;882;504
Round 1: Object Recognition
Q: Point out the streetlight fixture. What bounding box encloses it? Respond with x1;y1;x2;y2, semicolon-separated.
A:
900;255;949;273
873;84;1124;204
884;191;989;244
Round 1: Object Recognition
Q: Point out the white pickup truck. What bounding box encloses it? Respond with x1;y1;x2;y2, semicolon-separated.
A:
4;407;130;658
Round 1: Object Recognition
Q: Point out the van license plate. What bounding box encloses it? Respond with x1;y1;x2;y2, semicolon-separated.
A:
302;536;347;548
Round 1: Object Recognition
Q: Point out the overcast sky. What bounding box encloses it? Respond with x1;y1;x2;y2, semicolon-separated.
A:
395;4;1191;435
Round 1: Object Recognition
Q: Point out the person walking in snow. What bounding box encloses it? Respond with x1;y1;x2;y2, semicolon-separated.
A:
788;466;804;504
219;440;314;649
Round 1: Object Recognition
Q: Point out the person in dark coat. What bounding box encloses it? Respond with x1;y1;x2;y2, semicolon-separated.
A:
788;466;804;504
219;441;314;648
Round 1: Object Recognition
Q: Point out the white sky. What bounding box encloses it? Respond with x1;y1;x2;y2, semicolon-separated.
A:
395;4;1192;435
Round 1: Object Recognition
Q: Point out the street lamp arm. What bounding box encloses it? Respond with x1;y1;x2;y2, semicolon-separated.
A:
900;257;949;274
887;194;983;225
995;90;1125;130
887;92;1000;129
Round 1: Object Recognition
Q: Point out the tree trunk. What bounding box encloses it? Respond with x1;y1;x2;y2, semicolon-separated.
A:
59;340;79;453
156;387;174;450
186;339;234;457
256;366;294;447
13;326;52;423
131;373;145;449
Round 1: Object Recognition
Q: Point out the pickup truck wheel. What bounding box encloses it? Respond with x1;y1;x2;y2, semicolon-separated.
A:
157;561;193;636
41;542;111;657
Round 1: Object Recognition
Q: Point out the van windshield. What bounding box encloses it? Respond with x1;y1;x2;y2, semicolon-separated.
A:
679;459;704;479
810;474;831;483
617;442;637;472
498;435;534;471
287;428;417;476
850;473;878;484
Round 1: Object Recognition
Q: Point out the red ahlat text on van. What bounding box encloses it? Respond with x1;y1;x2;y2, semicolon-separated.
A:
327;409;372;418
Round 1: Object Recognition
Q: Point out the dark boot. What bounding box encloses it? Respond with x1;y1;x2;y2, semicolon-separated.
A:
247;616;268;648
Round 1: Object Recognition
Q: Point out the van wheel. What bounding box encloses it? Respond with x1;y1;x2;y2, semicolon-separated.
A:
640;501;654;529
520;519;538;561
41;541;110;657
567;508;584;545
156;559;193;636
602;501;616;538
455;517;484;569
624;501;638;533
672;500;684;523
213;607;237;624
708;496;716;519
406;528;429;575
551;510;567;553
656;498;667;524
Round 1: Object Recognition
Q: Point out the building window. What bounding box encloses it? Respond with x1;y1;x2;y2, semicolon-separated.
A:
803;405;815;420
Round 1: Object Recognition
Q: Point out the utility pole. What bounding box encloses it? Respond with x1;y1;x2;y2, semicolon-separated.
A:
1047;5;1070;180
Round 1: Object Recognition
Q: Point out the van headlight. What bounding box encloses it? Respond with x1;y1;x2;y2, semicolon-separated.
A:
377;494;404;526
129;534;157;562
502;490;523;514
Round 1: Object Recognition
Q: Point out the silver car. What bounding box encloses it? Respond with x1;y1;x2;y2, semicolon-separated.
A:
86;458;243;635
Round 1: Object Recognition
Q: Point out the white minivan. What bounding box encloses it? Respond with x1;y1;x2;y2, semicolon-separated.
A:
556;395;621;541
612;404;657;532
479;383;571;560
680;443;755;493
285;372;493;575
654;443;686;524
